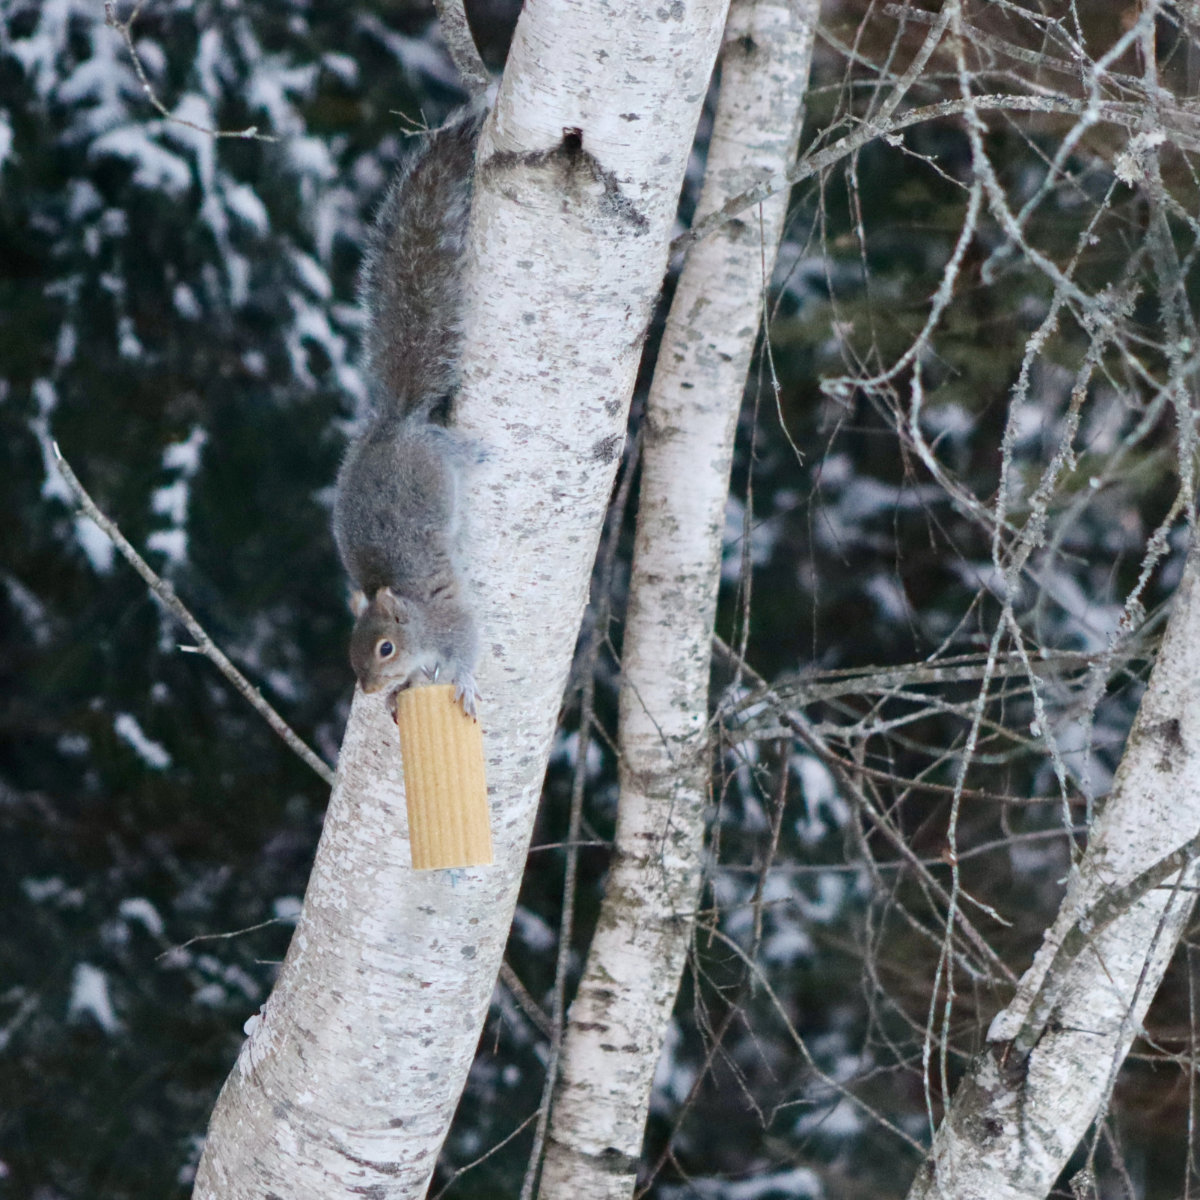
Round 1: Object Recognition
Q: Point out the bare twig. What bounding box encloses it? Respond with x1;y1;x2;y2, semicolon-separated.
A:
731;648;1105;713
704;924;927;1155
498;960;553;1039
156;917;290;960
713;637;1017;986
518;659;591;1200
674;92;1200;256
430;1110;539;1200
49;441;335;787
1010;830;1200;1059
103;1;276;142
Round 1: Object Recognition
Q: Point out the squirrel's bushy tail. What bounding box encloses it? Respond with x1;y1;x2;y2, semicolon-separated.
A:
360;107;484;419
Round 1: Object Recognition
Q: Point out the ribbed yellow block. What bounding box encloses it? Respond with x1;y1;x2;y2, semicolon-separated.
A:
394;684;492;870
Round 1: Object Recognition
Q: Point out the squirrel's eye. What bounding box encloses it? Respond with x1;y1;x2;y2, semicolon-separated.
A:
378;640;395;660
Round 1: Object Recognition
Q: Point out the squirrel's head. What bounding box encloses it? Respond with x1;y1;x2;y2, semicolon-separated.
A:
349;587;424;695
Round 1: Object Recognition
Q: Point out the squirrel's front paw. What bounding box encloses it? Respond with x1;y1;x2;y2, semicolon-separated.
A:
422;662;480;719
386;684;409;722
453;672;480;721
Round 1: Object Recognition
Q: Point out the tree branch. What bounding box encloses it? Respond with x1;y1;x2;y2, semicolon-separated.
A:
432;0;490;98
1010;827;1200;1059
48;440;334;787
674;92;1200;256
103;1;275;141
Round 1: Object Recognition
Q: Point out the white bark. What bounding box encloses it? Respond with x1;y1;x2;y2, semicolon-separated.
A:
908;536;1200;1200
538;5;817;1198
192;3;730;1197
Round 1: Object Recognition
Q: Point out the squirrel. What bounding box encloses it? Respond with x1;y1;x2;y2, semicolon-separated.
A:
332;108;485;718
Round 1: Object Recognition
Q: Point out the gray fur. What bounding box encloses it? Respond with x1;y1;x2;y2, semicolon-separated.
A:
360;108;484;415
332;108;484;715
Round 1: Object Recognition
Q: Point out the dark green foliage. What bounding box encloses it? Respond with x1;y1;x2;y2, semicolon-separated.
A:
0;2;512;1194
4;2;1200;1199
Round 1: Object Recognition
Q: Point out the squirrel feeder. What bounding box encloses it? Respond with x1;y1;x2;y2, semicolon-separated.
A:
394;683;491;870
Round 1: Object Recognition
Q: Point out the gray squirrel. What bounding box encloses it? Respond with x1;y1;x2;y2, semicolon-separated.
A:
332;108;485;717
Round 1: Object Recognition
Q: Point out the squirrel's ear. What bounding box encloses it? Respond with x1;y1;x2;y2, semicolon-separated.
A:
349;589;369;617
375;587;410;620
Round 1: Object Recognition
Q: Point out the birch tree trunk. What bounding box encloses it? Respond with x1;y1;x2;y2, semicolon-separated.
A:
538;5;818;1198
907;534;1200;1200
191;3;729;1197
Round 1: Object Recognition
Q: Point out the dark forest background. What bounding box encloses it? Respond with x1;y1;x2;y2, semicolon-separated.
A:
2;2;1198;1197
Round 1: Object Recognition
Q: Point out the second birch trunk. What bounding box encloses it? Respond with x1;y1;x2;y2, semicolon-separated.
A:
539;4;818;1197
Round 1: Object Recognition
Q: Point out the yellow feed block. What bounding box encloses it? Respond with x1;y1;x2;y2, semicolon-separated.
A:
394;683;492;870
